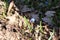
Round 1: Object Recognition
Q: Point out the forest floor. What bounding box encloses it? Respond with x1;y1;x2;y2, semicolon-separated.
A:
0;0;60;40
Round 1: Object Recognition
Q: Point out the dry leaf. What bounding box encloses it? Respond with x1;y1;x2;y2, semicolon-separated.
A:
7;1;14;16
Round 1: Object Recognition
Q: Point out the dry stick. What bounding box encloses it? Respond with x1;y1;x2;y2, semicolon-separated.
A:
7;1;14;16
14;4;19;12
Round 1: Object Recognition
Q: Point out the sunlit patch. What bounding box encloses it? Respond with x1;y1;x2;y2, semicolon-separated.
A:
6;14;18;25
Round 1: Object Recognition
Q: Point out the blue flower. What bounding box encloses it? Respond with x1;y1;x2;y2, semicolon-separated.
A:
30;18;35;23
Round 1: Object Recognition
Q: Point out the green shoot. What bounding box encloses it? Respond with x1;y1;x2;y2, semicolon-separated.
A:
39;21;43;33
48;29;55;40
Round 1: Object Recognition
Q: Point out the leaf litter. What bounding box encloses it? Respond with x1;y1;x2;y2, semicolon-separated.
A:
0;0;59;40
